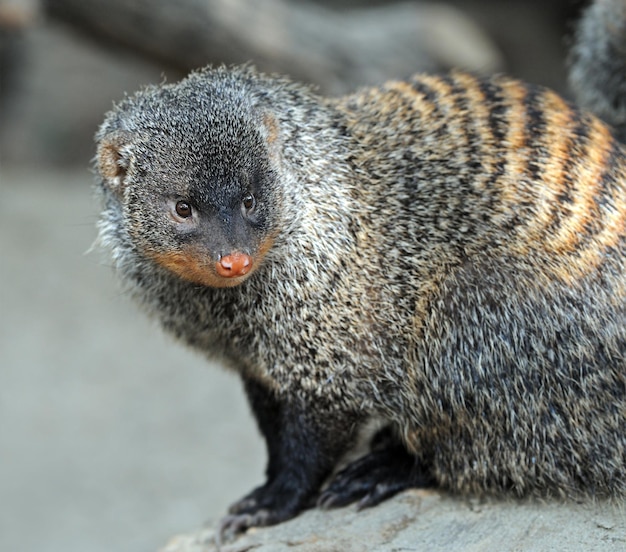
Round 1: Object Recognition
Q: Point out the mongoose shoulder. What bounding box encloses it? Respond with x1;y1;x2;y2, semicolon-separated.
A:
95;63;625;538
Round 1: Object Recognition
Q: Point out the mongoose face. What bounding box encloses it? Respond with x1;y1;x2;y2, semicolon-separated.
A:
96;77;282;288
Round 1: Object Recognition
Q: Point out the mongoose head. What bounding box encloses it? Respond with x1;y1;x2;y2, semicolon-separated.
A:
95;69;284;288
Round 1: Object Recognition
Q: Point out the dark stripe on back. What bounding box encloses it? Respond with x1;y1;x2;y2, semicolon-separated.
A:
596;139;625;207
478;78;508;145
409;78;441;107
522;83;547;181
446;74;485;234
448;73;482;173
478;77;509;223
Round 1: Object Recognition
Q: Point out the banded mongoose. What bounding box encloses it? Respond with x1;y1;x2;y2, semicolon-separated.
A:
95;47;626;541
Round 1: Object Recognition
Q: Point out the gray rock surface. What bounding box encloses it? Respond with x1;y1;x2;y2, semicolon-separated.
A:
161;490;626;552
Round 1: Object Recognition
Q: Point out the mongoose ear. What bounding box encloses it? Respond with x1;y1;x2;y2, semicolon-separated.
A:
97;131;134;194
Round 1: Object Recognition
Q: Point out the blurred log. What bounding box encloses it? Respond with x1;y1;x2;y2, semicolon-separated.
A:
43;0;502;93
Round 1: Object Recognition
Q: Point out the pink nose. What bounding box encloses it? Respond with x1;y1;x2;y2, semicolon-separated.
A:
216;253;253;278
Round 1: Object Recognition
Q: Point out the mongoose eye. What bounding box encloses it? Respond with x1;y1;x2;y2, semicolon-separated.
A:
175;200;193;219
242;193;256;215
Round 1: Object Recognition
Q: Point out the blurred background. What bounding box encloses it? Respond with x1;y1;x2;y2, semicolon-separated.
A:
0;1;587;551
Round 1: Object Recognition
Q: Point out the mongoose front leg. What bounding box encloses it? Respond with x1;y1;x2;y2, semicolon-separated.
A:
319;427;434;509
219;377;358;541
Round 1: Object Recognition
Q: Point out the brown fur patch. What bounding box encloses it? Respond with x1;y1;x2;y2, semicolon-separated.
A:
263;112;280;146
531;90;576;233
149;236;275;288
549;118;612;254
150;249;228;288
499;80;531;218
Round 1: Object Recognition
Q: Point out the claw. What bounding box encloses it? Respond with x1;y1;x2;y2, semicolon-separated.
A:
217;510;273;546
217;513;252;546
317;490;340;510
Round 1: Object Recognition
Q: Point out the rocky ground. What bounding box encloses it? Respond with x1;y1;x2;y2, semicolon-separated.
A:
162;490;626;552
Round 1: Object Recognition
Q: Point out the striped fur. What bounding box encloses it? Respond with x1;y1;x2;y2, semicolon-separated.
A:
95;66;625;521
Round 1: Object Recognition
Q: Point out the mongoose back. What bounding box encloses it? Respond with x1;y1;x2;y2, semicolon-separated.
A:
95;63;625;537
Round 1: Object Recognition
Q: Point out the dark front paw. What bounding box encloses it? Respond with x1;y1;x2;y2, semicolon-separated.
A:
318;440;434;510
218;479;313;544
